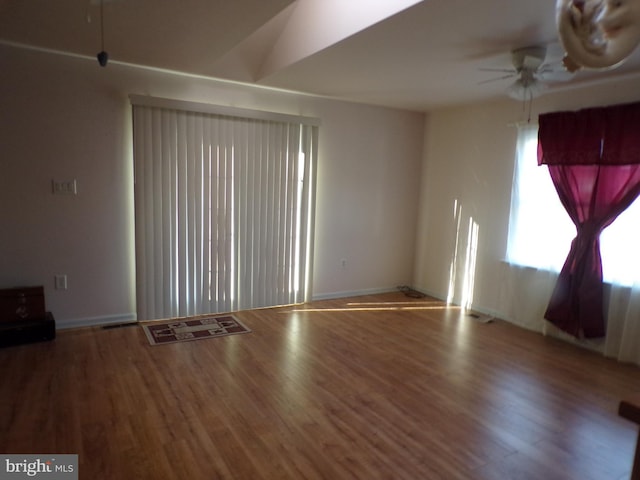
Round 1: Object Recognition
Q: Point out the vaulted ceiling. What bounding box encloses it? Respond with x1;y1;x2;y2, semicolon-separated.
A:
2;0;640;111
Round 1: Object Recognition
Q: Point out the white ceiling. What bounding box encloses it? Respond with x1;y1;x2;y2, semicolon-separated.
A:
2;0;640;111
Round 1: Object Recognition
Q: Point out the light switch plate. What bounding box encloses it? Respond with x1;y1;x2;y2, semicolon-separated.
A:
54;274;68;290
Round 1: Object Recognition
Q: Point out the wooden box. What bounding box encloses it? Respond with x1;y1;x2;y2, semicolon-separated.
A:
0;312;55;347
0;286;46;323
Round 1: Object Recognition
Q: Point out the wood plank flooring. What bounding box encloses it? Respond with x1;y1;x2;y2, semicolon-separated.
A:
1;292;639;479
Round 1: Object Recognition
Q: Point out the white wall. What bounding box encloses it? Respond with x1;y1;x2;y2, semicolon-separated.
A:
414;103;517;310
414;74;640;325
0;43;424;327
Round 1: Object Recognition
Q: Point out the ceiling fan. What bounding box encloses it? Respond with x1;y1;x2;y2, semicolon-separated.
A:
480;44;574;101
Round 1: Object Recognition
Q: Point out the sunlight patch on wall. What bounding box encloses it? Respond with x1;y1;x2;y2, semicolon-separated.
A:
461;217;479;310
447;199;480;310
447;199;463;305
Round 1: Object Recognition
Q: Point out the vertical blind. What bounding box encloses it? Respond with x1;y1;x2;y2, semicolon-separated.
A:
132;99;318;321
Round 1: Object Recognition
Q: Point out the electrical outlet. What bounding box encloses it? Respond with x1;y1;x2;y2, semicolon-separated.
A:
341;259;347;269
52;179;77;195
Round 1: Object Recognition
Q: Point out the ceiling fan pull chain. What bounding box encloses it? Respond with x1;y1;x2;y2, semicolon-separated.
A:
97;0;109;67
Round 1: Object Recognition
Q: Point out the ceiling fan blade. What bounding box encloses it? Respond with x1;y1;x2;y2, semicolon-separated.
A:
537;63;575;82
478;73;517;85
478;67;516;73
478;44;572;100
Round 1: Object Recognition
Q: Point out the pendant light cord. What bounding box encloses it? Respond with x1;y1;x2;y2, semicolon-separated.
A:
521;91;533;124
100;0;105;51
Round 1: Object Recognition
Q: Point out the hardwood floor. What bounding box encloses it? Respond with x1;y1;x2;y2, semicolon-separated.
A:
1;292;639;479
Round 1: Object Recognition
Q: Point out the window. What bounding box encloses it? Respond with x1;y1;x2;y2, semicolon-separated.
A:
507;124;640;286
132;97;319;321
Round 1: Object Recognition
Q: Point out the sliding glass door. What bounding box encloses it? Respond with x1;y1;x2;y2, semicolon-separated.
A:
132;98;318;321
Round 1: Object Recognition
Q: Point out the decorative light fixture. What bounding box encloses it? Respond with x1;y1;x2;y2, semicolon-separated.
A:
506;74;547;102
506;69;548;123
96;0;108;67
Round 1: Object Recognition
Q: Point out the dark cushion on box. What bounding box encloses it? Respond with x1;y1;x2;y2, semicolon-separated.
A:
0;312;55;348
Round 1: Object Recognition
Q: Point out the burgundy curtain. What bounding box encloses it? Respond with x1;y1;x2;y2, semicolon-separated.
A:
538;102;640;338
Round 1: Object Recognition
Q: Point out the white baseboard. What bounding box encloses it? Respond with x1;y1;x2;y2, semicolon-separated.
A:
409;286;503;320
312;287;398;301
56;313;137;330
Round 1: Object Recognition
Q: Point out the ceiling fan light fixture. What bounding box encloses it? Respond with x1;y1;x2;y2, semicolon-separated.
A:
480;43;573;104
507;78;546;101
